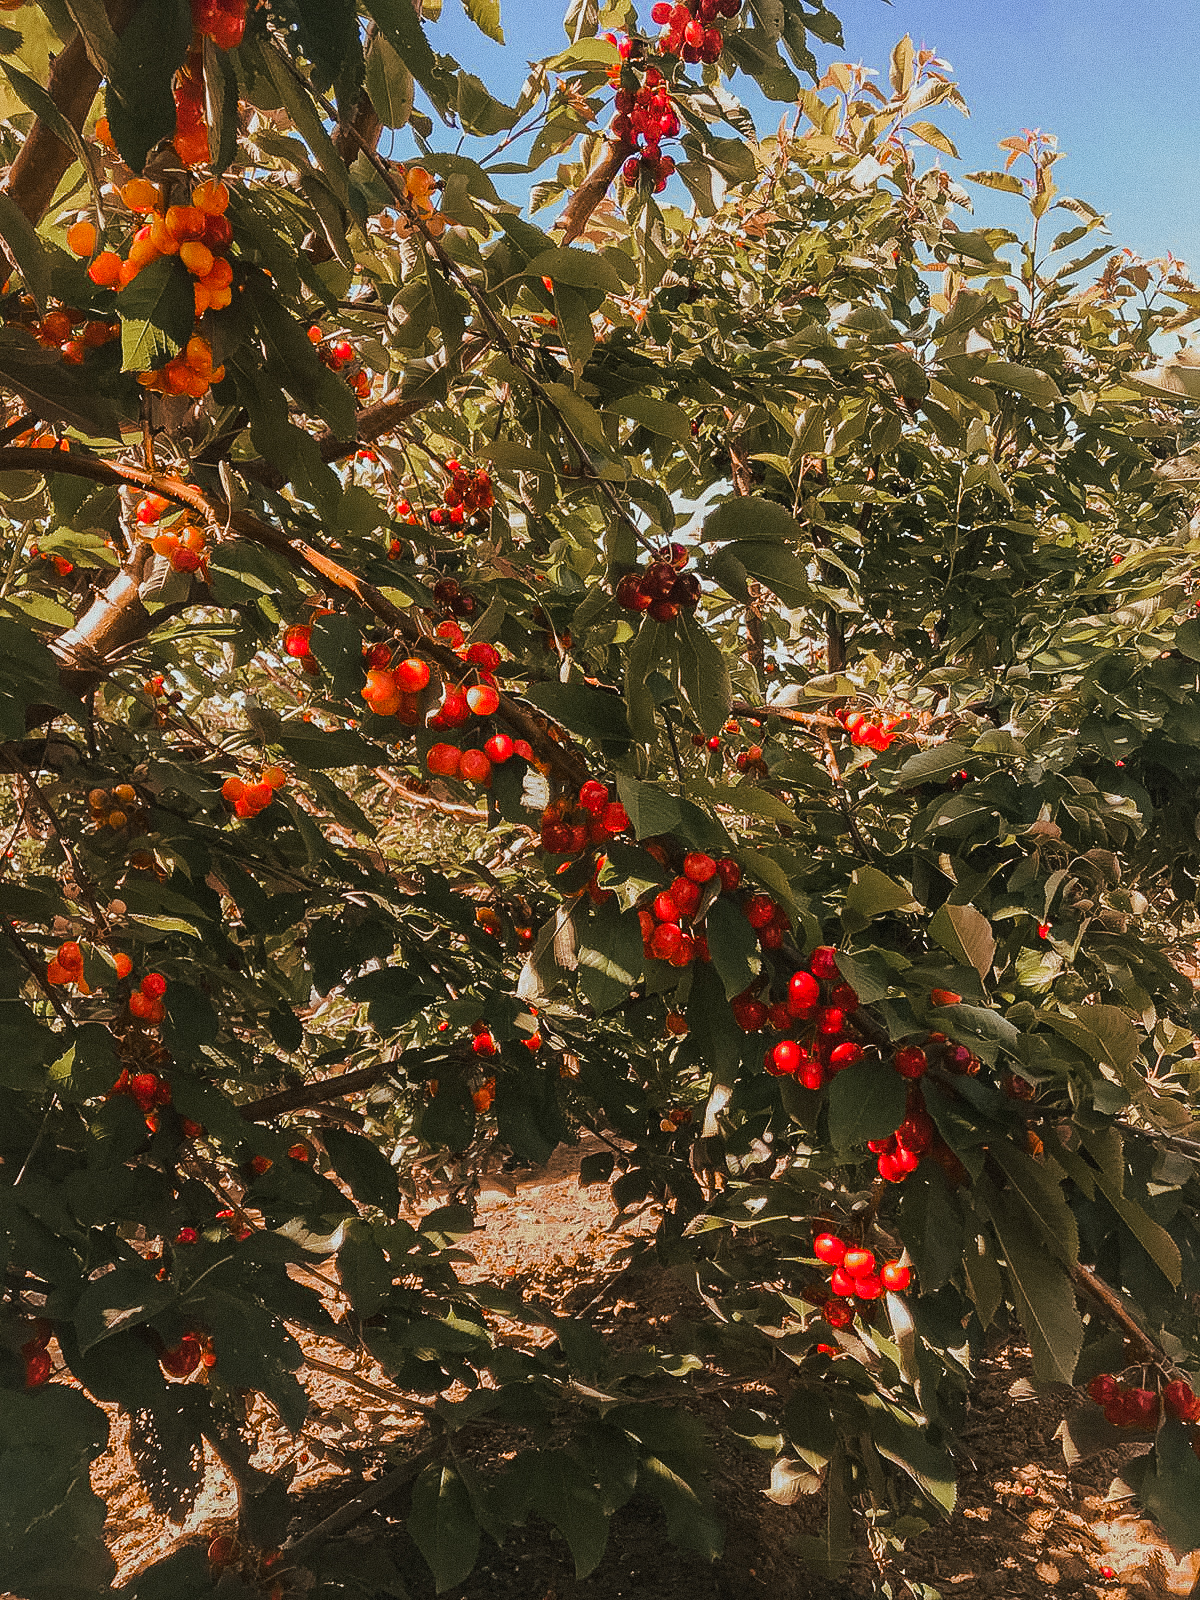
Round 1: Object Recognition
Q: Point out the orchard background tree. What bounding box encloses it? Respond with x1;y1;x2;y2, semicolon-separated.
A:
2;0;1200;1594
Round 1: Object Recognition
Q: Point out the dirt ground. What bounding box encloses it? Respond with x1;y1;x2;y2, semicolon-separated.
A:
62;1142;1200;1598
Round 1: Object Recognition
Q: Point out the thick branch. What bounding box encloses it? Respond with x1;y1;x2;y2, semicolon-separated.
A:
4;0;139;226
239;1061;394;1122
555;137;635;246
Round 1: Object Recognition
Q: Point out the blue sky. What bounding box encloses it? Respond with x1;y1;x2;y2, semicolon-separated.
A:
424;0;1199;272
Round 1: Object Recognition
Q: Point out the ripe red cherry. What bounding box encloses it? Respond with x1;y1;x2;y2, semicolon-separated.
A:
466;684;500;717
1087;1373;1119;1405
744;893;775;929
818;1007;844;1035
393;657;430;692
716;858;741;891
283;624;312;658
426;743;461;778
788;970;820;1013
842;1247;875;1277
438;692;470;726
458;749;492;786
669;876;701;915
683;851;717;883
732;998;768;1032
140;972;167;999
771;1040;801;1075
579;780;609;813
484;734;514;763
653;891;681;924
829;1042;864;1071
853;1273;883;1300
472;1031;498;1056
809;946;839;979
649;922;683;961
813;1233;845;1265
829;1266;855;1298
1164;1379;1200;1422
23;1345;52;1387
1126;1388;1160;1426
880;1260;910;1292
894;1045;928;1079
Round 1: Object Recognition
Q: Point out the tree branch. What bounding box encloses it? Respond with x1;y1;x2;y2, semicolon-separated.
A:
239;1061;395;1122
555;136;635;245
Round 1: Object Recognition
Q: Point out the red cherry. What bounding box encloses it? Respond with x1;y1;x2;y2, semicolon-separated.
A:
853;1273;883;1300
842;1247;875;1277
1164;1379;1200;1422
813;1233;845;1266
809;946;839;979
788;970;820;1013
771;1040;801;1075
829;1266;855;1297
824;1300;853;1330
393;657;431;692
829;1042;864;1071
683;851;717;883
140;972;167;999
1087;1373;1119;1405
484;734;514;763
894;1045;928;1079
716;858;742;891
744;893;775;929
653;891;682;924
472;1031;498;1056
649;923;683;961
880;1261;910;1292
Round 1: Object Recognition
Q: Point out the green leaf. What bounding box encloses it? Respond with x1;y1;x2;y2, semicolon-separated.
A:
1080;1127;1181;1288
979;360;1063;407
965;169;1026;195
526;245;622;296
462;0;503;41
322;1126;401;1217
637;1455;723;1561
978;1182;1083;1385
1174;616;1200;661
928;903;995;980
522;680;631;745
717;539;812;609
614;775;681;840
103;0;192;173
702;495;805;545
0;191;48;309
408;1465;481;1592
117;254;195;372
841;867;919;934
677;611;732;736
866;1398;957;1514
575;898;644;1014
703;894;760;1000
364;29;414;128
72;1264;177;1352
1141;1418;1200;1551
893;740;972;787
614;392;693;443
335;1218;393;1316
827;1059;907;1153
0;326;121;436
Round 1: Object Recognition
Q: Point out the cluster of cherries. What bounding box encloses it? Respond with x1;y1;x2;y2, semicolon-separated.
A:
614;71;678;193
221;768;287;819
27;294;119;367
834;705;903;755
46;937;134;993
1086;1372;1200;1433
109;1062;171;1117
88;781;144;834
868;1091;935;1184
21;1319;53;1389
812;1233;910;1329
540;780;631;856
190;0;247;51
308;327;371;401
373;165;448;242
431;576;481;621
360;648;433;722
638;850;737;966
650;0;741;63
82;176;232;305
174;44;216;166
615;546;701;622
135;492;210;575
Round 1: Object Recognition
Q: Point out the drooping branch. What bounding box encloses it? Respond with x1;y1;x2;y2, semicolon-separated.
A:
239;1061;395;1121
0;446;591;786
